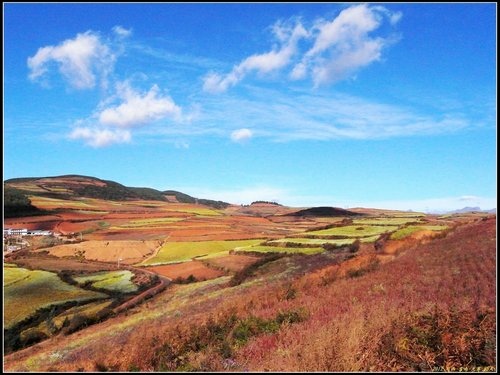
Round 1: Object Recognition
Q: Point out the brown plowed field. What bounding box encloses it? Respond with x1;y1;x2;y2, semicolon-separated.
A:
42;240;161;264
145;261;225;280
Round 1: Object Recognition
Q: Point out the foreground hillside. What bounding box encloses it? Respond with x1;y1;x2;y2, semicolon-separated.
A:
4;216;496;372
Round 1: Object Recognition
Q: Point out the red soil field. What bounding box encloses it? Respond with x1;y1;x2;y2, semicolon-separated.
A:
145;261;225;280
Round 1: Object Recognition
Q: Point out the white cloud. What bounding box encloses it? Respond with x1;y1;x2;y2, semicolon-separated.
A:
98;82;182;128
69;82;183;147
230;128;253;142
296;3;400;86
27;31;115;89
185;186;289;206
203;4;400;90
203;21;308;93
196;87;471;142
166;183;496;213
69;127;131;147
112;25;132;38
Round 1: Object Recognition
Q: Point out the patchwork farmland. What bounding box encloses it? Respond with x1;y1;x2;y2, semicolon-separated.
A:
3;175;496;372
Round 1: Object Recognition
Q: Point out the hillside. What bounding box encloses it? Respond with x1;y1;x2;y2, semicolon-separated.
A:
3;187;44;218
3;216;496;371
4;175;229;209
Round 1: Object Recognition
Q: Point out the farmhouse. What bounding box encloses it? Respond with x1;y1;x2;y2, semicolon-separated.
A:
3;228;28;236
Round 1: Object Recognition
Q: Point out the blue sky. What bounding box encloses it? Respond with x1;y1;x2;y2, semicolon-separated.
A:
3;3;497;212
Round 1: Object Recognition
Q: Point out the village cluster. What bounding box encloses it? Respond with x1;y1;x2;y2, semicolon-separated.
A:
3;228;54;253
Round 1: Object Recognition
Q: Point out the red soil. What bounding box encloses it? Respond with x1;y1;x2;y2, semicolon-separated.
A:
146;261;225;280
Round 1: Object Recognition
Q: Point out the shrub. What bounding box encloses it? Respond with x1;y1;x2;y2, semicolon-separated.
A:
349;240;361;253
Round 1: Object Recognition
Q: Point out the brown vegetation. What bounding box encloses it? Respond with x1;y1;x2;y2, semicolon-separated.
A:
146;261;225;281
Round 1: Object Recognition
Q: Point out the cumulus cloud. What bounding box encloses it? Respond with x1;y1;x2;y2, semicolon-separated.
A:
203;21;308;93
98;82;182;128
69;127;131;147
27;31;115;89
230;128;253;142
296;3;400;86
69;82;183;147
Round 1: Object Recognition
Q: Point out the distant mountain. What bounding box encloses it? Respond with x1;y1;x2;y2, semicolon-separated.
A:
163;190;229;209
4;175;229;209
444;207;497;214
288;206;364;217
250;201;283;206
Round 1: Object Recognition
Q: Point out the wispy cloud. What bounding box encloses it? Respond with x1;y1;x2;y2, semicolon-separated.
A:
27;31;115;90
203;4;400;92
69;127;131;148
171;183;496;212
230;128;253;142
203;20;308;93
193;87;470;142
112;25;132;38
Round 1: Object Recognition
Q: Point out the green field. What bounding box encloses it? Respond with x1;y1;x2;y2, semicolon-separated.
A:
352;217;422;226
115;218;184;228
268;238;355;247
390;225;448;240
305;225;399;238
139;240;262;265
4;265;107;329
163;207;222;216
235;245;324;255
73;271;138;293
30;196;93;208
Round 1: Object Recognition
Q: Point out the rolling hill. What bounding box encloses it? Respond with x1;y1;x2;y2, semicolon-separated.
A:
4;175;229;209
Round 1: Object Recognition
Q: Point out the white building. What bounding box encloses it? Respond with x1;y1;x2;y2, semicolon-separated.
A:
3;228;28;236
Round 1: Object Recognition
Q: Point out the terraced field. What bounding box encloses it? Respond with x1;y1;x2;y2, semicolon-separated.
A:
73;271;138;293
139;240;263;266
4;264;107;329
